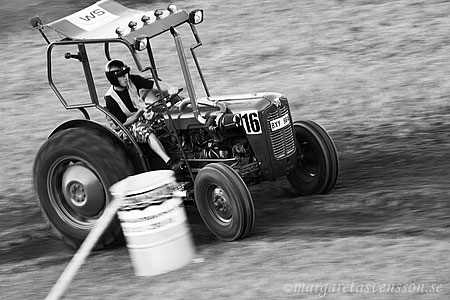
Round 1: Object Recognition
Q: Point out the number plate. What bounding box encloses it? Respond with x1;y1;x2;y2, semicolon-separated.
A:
270;114;290;131
239;110;262;134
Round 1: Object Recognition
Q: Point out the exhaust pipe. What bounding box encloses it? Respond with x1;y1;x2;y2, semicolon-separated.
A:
170;27;206;125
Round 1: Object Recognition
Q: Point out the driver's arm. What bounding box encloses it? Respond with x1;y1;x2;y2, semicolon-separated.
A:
133;74;176;98
124;108;145;126
105;95;144;127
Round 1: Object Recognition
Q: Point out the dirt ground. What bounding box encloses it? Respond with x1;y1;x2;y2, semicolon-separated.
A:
1;0;449;299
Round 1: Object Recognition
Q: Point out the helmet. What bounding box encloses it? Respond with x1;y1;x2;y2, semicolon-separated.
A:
105;59;130;86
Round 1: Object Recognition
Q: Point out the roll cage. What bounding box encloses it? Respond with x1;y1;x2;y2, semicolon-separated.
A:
30;0;210;124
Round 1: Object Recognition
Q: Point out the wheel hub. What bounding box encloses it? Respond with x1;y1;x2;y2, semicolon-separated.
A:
68;182;87;206
213;195;227;214
299;143;318;176
211;188;231;222
62;164;106;217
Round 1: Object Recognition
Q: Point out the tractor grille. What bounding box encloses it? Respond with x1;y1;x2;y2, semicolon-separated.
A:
266;104;296;160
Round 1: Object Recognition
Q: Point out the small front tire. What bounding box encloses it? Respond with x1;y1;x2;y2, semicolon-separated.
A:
194;163;255;241
287;121;339;195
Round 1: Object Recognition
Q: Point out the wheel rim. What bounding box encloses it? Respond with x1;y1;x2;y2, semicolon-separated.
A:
207;186;232;225
48;157;107;230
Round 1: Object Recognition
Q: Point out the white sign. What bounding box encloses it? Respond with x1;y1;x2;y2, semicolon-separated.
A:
66;4;119;31
240;110;262;134
270;114;290;131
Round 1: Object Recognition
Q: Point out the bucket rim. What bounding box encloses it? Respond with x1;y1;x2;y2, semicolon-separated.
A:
109;170;175;197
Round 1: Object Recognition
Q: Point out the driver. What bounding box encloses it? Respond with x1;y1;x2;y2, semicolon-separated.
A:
104;59;183;172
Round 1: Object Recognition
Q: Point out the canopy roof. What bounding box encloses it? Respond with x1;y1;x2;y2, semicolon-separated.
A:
45;0;189;42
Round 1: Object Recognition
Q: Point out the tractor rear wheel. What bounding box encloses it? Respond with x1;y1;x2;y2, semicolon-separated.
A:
33;128;134;249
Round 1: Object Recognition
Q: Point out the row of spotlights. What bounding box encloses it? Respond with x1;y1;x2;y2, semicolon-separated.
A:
115;4;178;37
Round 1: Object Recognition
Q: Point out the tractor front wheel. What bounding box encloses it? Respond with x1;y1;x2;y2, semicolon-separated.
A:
194;163;255;241
287;121;339;195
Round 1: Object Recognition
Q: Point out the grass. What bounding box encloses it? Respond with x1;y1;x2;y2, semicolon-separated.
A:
1;0;449;299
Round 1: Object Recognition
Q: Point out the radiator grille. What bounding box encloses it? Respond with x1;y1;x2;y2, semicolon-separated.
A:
266;104;296;159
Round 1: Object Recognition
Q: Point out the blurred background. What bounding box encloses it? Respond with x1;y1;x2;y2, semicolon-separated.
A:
1;1;449;299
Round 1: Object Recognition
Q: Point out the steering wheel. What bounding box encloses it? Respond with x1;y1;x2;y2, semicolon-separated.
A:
146;87;184;111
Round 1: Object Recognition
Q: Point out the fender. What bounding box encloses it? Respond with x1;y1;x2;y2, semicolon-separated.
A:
49;119;149;173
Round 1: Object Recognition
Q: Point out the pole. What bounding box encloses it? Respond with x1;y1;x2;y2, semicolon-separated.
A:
45;196;124;300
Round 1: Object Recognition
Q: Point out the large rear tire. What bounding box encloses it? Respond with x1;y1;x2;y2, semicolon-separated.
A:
194;163;255;241
287;121;339;195
33;128;134;249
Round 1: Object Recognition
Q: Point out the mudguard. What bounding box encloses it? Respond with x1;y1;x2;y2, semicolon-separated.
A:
49;119;149;173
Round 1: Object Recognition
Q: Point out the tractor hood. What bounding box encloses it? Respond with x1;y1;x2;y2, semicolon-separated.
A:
176;92;284;113
207;92;277;113
170;92;285;130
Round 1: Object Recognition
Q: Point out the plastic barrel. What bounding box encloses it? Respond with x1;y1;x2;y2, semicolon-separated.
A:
109;170;195;276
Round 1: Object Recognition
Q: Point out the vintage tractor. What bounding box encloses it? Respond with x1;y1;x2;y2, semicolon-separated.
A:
30;0;339;248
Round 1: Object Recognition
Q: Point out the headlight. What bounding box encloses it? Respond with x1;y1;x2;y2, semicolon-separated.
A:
115;27;125;37
134;35;147;51
154;9;163;20
218;113;241;132
141;15;151;25
233;114;242;127
167;4;178;14
128;21;137;31
189;9;204;25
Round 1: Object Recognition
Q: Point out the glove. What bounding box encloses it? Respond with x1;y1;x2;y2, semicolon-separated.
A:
143;109;155;121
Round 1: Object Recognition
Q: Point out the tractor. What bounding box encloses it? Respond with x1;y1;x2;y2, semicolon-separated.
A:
30;0;339;248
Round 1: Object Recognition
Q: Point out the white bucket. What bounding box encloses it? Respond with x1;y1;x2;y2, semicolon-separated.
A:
110;170;195;276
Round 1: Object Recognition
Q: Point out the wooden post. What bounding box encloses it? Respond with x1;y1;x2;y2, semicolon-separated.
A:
45;197;123;300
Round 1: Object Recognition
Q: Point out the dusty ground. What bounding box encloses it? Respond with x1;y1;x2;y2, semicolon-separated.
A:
1;0;449;299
